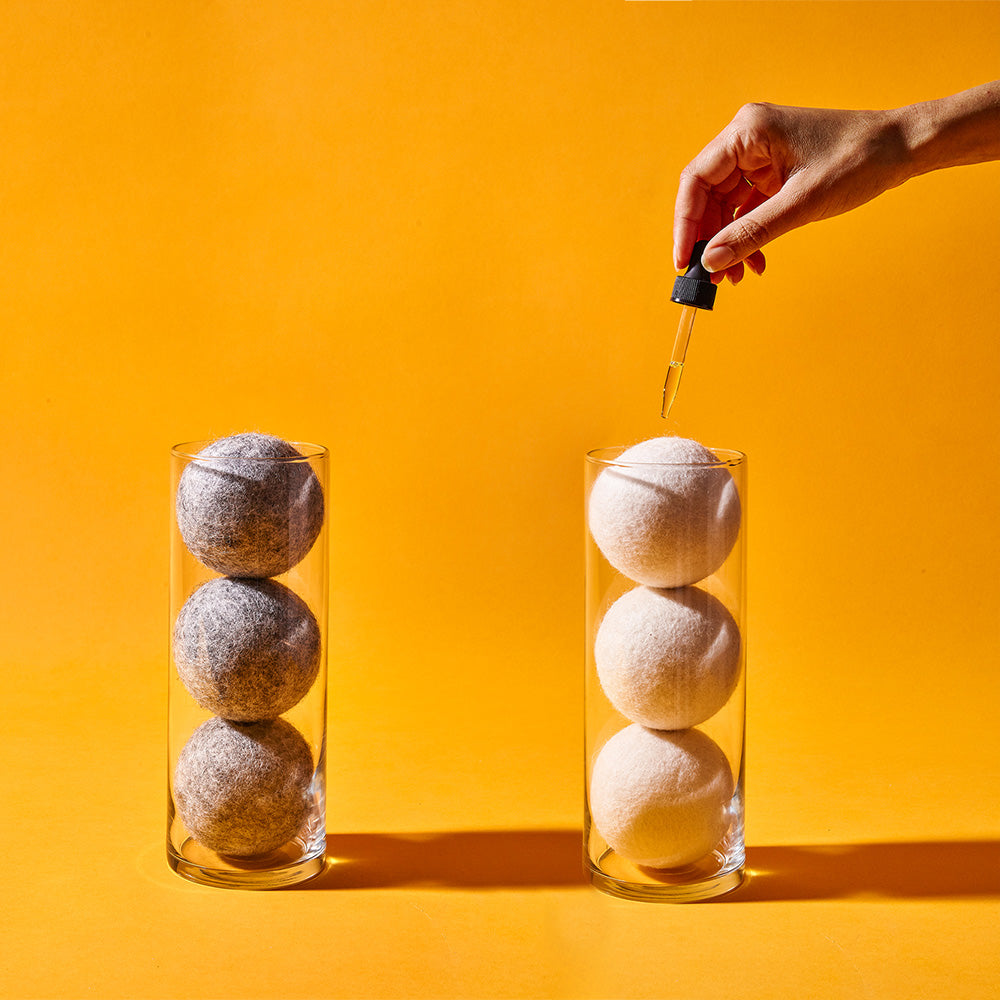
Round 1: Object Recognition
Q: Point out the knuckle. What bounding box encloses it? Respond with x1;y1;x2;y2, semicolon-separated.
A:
726;215;770;252
678;163;707;190
734;101;775;129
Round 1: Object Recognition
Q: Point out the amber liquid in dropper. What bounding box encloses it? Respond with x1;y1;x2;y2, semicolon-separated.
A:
661;362;684;417
662;305;698;418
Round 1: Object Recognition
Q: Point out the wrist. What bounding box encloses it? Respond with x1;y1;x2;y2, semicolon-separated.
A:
895;98;949;179
895;82;1000;178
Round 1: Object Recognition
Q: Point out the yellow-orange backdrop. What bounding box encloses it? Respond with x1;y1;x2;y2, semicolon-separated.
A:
3;2;999;998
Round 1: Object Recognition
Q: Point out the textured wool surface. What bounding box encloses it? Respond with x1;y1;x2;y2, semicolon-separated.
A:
588;436;740;588
173;576;321;722
595;585;741;730
176;433;324;578
174;716;314;857
589;724;734;869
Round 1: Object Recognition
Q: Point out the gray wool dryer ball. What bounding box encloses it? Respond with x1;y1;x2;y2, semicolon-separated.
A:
174;716;314;857
589;724;734;869
176;432;324;578
595;585;741;730
173;576;321;722
588;436;740;588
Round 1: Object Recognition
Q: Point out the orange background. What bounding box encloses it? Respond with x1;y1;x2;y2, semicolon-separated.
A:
3;1;999;997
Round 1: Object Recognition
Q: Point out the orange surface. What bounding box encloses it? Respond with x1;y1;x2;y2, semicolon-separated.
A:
2;1;999;997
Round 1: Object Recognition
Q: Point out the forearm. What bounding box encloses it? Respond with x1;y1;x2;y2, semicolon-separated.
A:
897;80;1000;179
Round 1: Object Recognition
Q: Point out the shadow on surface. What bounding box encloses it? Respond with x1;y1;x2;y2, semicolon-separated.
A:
296;833;1000;898
733;840;1000;902
300;830;588;890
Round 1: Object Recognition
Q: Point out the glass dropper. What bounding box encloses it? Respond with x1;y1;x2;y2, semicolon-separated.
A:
661;305;698;418
663;240;717;419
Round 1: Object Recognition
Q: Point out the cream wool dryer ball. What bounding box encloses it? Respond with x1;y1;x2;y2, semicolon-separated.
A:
173;576;321;722
595;585;741;730
174;716;314;858
176;432;325;578
588;436;740;588
589;724;734;870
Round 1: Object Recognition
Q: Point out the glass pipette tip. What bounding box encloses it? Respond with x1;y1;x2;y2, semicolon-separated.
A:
661;305;698;419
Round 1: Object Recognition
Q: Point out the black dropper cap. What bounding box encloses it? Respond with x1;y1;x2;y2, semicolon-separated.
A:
670;239;717;310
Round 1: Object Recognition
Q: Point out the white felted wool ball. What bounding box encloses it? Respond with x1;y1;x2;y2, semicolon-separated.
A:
595;585;741;730
588;436;740;588
176;432;324;578
589;724;734;869
174;716;314;857
173;577;321;721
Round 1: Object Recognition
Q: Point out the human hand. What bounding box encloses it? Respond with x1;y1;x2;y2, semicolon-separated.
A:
673;102;912;283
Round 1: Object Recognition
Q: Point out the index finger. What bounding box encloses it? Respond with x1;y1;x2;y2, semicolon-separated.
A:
672;139;743;270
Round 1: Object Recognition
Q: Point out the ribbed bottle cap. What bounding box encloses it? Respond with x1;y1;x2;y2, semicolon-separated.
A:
671;240;717;310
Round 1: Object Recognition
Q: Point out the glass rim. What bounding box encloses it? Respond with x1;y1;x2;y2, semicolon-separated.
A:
171;438;328;462
585;444;745;469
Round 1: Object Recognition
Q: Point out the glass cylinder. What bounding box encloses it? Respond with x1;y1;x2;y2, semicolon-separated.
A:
584;443;746;902
168;437;329;889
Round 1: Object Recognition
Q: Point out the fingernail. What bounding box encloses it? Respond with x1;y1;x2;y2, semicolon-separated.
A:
701;245;736;273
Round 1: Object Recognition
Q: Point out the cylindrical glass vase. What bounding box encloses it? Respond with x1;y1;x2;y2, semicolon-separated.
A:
584;442;746;902
168;437;329;889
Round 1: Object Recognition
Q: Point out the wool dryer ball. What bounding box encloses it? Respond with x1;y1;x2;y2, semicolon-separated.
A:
176;432;324;578
174;716;314;857
588;436;740;588
173;576;321;721
589;724;734;869
595;585;741;730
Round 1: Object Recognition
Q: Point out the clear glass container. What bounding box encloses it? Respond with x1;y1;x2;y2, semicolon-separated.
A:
168;438;328;889
584;443;746;901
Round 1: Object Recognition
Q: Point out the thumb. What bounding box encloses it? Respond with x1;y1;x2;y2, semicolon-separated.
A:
701;181;810;273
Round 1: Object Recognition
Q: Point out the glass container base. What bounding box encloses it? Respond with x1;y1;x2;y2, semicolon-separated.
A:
167;836;325;890
588;847;744;902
